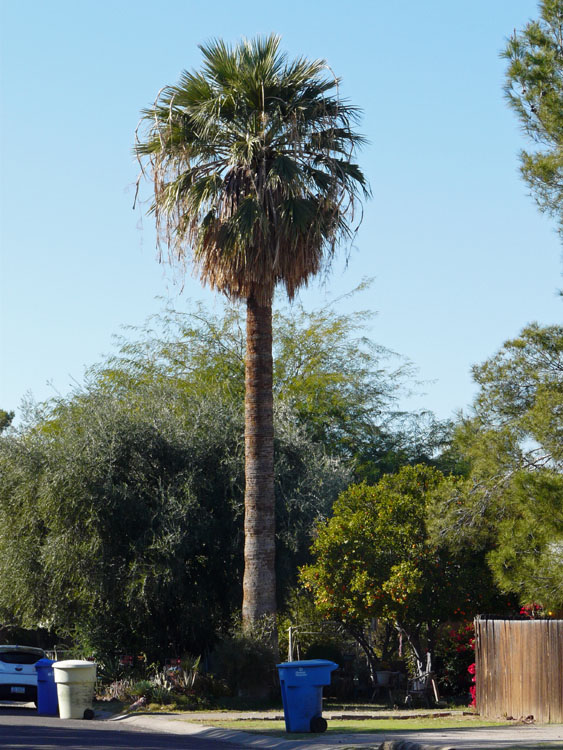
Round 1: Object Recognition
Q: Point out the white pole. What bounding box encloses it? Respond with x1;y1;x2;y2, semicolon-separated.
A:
288;626;294;661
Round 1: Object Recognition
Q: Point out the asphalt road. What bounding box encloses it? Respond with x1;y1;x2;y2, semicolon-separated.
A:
0;705;249;750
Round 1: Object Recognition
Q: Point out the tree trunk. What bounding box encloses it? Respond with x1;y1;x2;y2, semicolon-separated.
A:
345;623;378;687
242;295;276;627
395;622;425;674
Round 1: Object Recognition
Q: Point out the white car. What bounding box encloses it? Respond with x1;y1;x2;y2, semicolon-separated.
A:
0;645;45;703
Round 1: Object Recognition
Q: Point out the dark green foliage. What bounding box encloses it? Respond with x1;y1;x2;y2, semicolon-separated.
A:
210;619;278;698
0;384;244;658
503;0;563;234
430;324;563;610
0;385;352;657
487;471;563;608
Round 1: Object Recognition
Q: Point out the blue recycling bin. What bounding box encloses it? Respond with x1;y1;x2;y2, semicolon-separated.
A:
277;659;337;733
35;658;59;716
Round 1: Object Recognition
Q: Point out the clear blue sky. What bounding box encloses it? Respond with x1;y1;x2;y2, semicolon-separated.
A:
1;0;561;424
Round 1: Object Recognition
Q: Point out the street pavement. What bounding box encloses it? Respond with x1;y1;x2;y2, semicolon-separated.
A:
2;703;563;749
0;705;248;749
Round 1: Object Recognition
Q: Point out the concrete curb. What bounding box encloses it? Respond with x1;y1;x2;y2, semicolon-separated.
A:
107;712;563;749
377;743;458;750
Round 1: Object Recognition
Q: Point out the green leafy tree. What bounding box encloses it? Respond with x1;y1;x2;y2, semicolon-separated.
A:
430;324;563;610
273;299;459;480
300;466;502;682
0;384;244;657
100;298;453;482
135;35;369;627
272;299;407;455
93;297;444;588
0;298;455;657
503;0;563;234
0;375;349;658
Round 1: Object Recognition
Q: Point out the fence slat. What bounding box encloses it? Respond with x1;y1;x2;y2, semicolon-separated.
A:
475;618;563;722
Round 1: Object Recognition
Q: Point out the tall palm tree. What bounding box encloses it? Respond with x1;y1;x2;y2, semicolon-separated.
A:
135;34;369;628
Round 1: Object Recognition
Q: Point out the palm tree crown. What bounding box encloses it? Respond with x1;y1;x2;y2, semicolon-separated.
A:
136;34;369;306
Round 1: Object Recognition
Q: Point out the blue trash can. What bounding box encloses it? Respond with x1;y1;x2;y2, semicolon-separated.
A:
277;659;337;732
35;658;59;716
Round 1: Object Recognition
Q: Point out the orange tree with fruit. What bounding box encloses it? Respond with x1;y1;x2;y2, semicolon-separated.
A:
300;465;508;687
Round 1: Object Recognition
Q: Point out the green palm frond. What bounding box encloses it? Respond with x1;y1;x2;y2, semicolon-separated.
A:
136;33;369;304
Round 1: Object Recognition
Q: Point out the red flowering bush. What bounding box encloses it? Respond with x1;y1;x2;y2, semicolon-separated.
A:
520;603;544;618
467;662;476;707
435;621;475;699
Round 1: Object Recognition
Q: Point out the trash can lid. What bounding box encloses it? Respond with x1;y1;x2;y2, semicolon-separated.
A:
277;659;338;668
53;660;97;669
35;657;54;668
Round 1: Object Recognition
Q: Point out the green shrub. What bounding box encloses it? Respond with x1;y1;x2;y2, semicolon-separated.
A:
129;680;153;699
211;618;277;698
150;686;172;705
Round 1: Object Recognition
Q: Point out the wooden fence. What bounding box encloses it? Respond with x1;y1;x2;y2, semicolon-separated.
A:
475;617;563;722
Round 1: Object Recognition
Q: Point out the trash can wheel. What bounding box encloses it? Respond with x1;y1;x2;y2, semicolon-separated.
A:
310;716;327;733
83;708;94;720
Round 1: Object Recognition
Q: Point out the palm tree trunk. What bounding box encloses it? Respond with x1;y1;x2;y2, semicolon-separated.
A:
242;294;276;627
